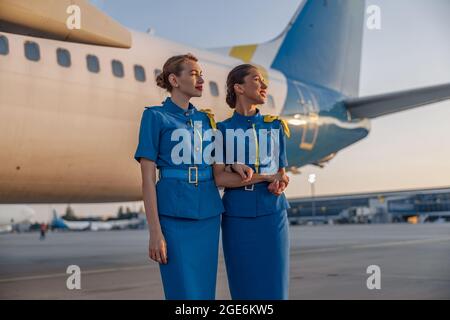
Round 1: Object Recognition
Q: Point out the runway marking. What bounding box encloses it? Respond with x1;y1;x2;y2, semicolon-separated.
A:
0;261;231;284
296;236;450;254
349;237;450;249
0;265;151;283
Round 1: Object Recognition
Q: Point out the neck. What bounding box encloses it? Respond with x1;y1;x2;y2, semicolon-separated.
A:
170;90;190;110
235;98;258;116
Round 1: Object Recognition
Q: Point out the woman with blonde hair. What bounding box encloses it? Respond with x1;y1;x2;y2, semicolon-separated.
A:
134;53;228;299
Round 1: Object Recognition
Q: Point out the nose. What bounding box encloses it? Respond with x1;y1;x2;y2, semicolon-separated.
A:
198;76;204;84
261;80;267;89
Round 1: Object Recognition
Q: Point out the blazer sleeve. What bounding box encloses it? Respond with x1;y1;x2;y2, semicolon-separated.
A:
134;109;161;163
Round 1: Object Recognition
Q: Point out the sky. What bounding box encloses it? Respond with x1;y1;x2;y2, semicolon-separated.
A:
24;0;450;222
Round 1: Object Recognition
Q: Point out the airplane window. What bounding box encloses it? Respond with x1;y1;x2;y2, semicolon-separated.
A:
209;81;219;97
24;41;40;61
267;94;276;108
86;54;100;73
134;65;146;82
0;35;9;55
56;48;71;67
112;59;124;78
154;68;162;79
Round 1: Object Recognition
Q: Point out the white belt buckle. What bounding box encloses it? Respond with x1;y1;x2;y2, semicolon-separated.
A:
188;166;198;184
244;184;254;191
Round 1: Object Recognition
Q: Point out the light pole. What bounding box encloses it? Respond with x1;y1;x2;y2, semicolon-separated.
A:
308;174;316;218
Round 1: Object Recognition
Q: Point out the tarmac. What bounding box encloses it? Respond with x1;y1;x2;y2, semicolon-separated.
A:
1;223;449;299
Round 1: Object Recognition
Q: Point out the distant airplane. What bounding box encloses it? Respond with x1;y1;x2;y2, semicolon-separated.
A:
50;210;143;231
0;0;449;203
50;210;91;231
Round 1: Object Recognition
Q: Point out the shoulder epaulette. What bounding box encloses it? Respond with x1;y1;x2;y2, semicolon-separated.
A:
199;108;217;130
263;115;291;138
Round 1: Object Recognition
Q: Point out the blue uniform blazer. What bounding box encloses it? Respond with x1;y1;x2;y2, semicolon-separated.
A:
217;109;290;217
134;97;224;219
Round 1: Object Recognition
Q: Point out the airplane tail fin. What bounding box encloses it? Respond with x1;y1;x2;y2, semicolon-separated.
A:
211;0;366;98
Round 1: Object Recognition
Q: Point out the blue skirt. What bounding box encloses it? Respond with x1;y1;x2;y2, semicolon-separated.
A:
158;214;221;300
222;210;290;300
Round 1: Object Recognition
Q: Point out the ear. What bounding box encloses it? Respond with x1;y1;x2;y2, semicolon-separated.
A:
234;83;244;95
168;73;178;88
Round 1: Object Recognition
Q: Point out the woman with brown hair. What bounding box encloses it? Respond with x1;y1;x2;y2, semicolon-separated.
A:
214;64;291;299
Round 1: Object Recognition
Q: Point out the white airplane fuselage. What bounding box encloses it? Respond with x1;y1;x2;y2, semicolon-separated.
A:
0;30;288;203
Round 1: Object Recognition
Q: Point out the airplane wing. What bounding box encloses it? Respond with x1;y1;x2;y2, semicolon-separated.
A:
0;0;131;48
344;83;450;119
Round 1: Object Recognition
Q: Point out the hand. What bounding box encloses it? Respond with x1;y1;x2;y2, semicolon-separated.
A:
277;180;288;194
149;229;167;264
267;172;289;184
268;180;287;195
231;163;253;183
268;180;280;195
268;180;286;195
267;172;289;195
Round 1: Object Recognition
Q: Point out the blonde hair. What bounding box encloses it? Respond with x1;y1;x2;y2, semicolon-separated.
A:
156;53;198;92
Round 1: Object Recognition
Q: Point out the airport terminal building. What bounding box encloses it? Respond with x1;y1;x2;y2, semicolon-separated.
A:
287;187;450;224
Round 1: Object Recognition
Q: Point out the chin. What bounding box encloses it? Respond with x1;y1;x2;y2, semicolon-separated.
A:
256;97;266;105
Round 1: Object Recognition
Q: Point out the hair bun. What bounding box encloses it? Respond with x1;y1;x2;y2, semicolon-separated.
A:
156;73;167;89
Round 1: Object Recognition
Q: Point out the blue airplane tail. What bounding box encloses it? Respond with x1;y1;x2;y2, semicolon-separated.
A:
216;0;366;98
269;0;366;97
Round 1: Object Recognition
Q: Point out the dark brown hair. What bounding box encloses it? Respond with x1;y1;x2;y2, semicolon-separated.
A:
156;53;198;92
226;64;257;108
